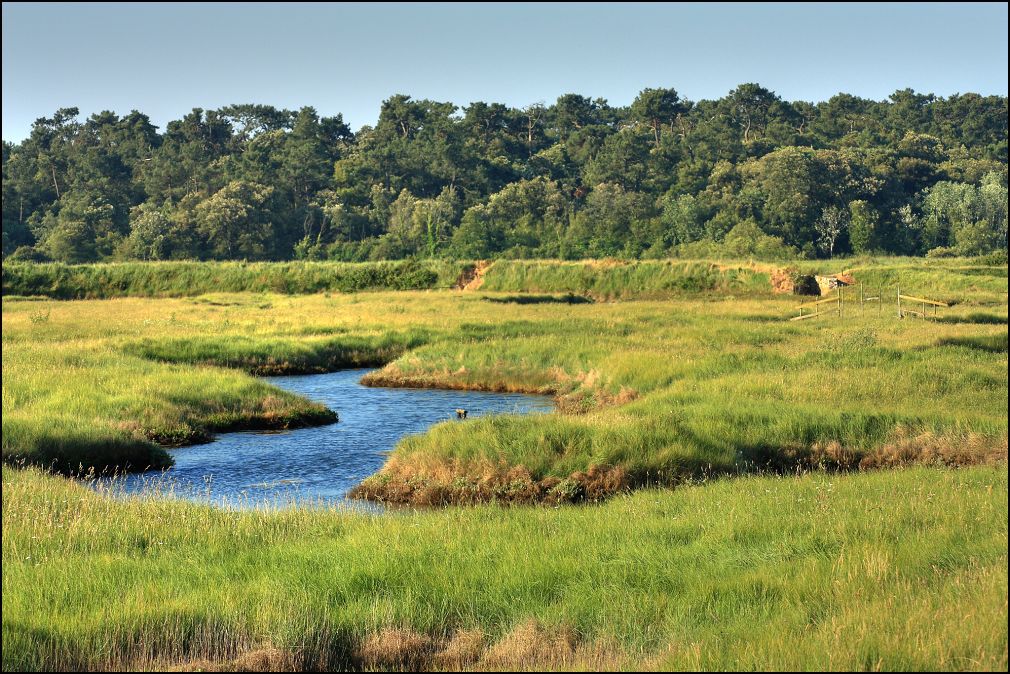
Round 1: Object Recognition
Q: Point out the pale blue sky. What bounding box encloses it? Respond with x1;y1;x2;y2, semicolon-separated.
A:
2;2;1007;142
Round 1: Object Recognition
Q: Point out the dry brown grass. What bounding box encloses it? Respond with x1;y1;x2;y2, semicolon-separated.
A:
771;432;1008;471
152;623;622;672
857;431;1009;469
480;620;579;670
357;628;435;671
355;430;1008;507
360;365;558;395
434;629;487;670
554;375;638;415
349;457;632;507
478;620;626;672
161;646;296;672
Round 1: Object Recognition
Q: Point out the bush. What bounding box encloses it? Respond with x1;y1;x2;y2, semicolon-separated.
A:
673;221;799;261
6;246;52;263
977;249;1008;265
926;246;958;258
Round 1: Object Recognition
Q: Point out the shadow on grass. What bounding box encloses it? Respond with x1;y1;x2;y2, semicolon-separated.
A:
935;334;1008;353
951;267;1008;278
482;293;593;305
1;436;173;475
935;312;1008;325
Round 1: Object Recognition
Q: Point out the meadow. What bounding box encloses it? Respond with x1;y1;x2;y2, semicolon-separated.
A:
2;256;1008;670
4;465;1006;671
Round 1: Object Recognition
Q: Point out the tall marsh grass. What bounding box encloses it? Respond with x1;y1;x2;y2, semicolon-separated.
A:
2;465;1006;670
1;259;467;299
3;263;1007;488
477;258;773;298
2;259;1007;670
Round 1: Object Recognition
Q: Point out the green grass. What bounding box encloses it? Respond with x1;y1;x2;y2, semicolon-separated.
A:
3;260;1007;494
5;257;1005;305
0;342;337;472
3;464;1006;671
476;256;1009;304
357;291;1006;502
122;328;433;375
2;258;1008;669
780;256;1010;307
1;259;469;299
477;259;774;299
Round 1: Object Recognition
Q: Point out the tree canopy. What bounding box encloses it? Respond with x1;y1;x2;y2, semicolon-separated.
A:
3;86;1007;263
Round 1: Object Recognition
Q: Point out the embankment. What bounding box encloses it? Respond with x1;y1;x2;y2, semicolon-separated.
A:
1;260;467;299
476;259;772;299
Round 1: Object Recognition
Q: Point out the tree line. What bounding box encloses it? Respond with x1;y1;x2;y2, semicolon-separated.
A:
2;85;1007;263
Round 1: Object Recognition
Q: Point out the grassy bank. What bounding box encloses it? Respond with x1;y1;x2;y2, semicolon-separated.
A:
3;259;1007;492
475;259;773;299
8;257;1004;303
474;256;1008;303
1;338;337;473
355;300;1007;504
2;258;1007;671
1;260;468;300
838;260;1010;307
3;464;1006;671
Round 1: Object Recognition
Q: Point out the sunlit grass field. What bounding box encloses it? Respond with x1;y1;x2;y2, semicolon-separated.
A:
1;257;1007;670
5;258;1005;497
3;465;1007;671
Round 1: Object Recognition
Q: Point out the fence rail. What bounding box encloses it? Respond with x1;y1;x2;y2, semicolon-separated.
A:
896;286;948;319
790;283;947;322
795;296;839;309
792;291;843;321
898;294;948;307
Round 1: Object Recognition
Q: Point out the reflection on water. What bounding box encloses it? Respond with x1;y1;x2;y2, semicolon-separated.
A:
93;368;553;509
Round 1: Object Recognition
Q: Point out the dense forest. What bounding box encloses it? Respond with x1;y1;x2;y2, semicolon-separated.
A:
2;84;1007;263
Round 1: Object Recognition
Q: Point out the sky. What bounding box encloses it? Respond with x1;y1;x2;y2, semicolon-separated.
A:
2;2;1007;142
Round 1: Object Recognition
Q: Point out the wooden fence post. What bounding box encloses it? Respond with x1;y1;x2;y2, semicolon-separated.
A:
791;284;947;323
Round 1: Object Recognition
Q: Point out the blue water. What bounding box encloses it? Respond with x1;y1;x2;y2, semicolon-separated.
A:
98;369;553;508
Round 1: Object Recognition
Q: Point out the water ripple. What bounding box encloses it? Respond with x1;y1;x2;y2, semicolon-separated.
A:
94;368;553;509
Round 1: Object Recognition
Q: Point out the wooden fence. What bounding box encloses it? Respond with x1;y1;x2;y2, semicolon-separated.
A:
896;284;949;319
792;294;842;321
791;283;947;321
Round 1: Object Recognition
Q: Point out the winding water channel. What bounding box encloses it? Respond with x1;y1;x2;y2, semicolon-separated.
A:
100;368;554;508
